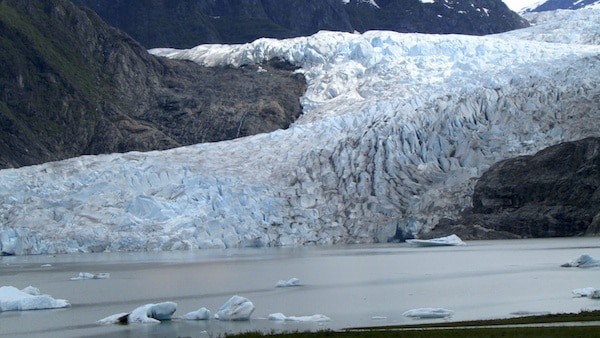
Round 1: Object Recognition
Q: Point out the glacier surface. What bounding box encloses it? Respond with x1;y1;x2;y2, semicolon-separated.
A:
1;10;599;255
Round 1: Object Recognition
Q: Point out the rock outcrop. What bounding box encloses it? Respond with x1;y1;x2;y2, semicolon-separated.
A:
72;0;529;48
524;0;600;12
0;0;305;169
427;138;600;239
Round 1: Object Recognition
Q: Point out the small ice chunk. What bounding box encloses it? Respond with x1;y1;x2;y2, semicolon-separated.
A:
406;234;466;247
276;278;301;287
573;287;597;297
0;286;70;312
561;255;600;268
98;302;177;324
403;308;454;319
268;313;331;322
268;312;287;321
70;272;110;280
215;295;255;321
182;307;211;320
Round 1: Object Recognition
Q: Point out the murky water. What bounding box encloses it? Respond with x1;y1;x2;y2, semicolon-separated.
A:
1;238;600;337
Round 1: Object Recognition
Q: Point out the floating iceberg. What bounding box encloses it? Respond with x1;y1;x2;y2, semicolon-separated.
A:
215;295;255;321
276;278;301;287
70;272;110;280
572;287;600;299
182;307;211;320
268;313;331;322
0;286;70;312
406;235;466;247
403;308;454;319
98;301;177;324
561;254;600;268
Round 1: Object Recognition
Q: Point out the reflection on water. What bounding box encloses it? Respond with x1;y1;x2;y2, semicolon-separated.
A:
1;238;600;338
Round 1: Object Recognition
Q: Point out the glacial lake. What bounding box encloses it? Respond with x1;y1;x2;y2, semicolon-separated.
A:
1;238;600;337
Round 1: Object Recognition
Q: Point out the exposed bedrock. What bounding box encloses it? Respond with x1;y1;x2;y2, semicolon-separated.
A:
426;137;600;239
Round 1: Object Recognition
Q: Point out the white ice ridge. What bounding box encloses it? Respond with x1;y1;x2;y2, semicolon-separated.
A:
495;9;600;45
1;10;600;255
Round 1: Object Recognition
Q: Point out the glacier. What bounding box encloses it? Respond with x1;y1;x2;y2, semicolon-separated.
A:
1;10;599;255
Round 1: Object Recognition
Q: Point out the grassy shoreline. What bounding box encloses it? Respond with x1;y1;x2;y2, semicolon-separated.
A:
229;311;600;337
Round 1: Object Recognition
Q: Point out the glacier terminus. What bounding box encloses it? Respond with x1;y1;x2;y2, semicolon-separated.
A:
0;9;599;255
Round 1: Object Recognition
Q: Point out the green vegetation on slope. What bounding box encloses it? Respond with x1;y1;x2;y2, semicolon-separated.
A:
0;0;96;98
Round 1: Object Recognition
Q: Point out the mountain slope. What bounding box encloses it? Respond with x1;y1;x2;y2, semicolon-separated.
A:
1;9;598;255
0;0;305;169
72;0;529;48
524;0;600;12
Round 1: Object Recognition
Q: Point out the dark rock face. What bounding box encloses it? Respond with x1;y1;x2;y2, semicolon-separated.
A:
0;0;305;169
525;0;600;12
72;0;529;49
345;0;527;36
428;138;600;239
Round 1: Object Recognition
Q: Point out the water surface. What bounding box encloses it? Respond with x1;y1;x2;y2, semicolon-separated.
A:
1;238;600;337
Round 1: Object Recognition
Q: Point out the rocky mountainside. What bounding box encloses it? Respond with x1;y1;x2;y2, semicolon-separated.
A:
427;138;600;239
524;0;600;12
0;0;305;169
71;0;529;48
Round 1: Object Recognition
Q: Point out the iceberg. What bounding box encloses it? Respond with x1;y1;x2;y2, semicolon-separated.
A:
215;295;255;321
70;272;110;280
276;277;301;287
0;286;70;312
572;287;598;298
561;254;600;268
403;308;454;319
268;313;331;322
182;307;211;320
406;234;466;247
98;301;177;324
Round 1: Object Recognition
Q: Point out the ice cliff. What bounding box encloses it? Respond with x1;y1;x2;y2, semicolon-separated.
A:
1;10;599;255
